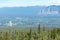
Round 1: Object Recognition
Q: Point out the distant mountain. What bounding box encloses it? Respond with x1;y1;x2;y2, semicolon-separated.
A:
0;5;60;27
39;5;60;18
0;5;60;18
0;6;43;18
43;5;60;14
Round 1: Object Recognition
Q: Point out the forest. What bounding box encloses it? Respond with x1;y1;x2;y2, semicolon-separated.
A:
0;24;60;40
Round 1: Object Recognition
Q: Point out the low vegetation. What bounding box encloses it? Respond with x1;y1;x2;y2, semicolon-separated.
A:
0;24;60;40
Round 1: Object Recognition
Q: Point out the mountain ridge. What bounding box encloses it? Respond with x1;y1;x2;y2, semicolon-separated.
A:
0;5;60;18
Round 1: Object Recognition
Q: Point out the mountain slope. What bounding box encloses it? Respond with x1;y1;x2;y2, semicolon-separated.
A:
0;5;60;27
0;5;60;18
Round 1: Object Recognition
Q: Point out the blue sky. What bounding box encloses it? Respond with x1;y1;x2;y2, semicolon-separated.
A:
0;0;60;7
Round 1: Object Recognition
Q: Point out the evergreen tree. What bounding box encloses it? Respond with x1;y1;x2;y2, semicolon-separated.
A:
5;32;10;40
50;28;56;40
14;30;19;40
37;24;41;34
0;32;2;40
11;32;15;40
28;28;34;40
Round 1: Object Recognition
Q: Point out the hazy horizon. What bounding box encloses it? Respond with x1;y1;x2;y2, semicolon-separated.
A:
0;0;60;8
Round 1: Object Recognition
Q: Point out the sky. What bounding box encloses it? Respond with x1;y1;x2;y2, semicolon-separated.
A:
0;0;60;7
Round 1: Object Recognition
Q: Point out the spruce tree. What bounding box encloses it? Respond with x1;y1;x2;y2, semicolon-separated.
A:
28;28;34;40
50;28;56;40
37;24;41;34
0;32;2;40
5;32;9;40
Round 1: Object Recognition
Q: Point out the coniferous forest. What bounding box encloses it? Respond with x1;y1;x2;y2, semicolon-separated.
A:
0;24;60;40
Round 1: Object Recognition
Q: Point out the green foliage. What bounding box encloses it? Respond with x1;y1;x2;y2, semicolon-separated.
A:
50;28;57;40
37;24;41;34
0;25;60;40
